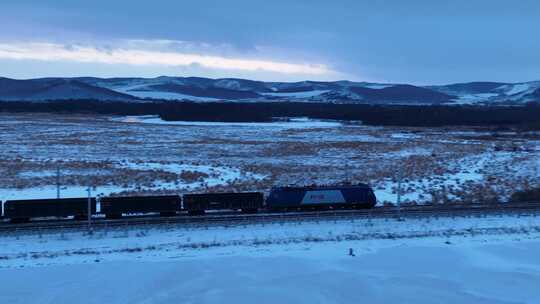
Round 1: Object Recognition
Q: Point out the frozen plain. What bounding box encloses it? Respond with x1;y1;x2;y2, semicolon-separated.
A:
1;214;539;303
1;113;539;204
1;112;540;303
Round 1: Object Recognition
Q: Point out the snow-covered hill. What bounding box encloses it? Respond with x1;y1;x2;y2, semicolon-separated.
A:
429;81;540;105
1;76;539;105
0;77;134;101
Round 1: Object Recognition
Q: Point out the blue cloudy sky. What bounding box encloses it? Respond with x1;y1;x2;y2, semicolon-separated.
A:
1;0;539;84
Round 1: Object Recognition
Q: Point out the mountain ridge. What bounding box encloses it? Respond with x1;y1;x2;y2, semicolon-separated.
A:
0;76;539;105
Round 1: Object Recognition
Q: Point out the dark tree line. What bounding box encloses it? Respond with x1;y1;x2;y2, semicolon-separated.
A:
0;100;539;128
511;188;540;202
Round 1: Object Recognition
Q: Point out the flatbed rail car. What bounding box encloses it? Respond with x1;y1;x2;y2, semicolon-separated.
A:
183;192;264;215
3;197;97;222
100;195;181;218
266;184;377;211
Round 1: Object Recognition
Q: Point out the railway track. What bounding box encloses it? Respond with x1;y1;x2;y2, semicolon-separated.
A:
1;201;539;234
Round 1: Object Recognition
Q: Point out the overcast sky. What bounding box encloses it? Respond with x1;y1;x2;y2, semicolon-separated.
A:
1;0;539;84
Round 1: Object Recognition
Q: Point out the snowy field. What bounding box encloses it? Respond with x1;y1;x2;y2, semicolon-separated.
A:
1;112;539;304
0;113;538;204
0;214;539;303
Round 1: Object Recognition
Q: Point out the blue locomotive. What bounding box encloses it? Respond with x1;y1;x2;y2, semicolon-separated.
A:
266;183;377;211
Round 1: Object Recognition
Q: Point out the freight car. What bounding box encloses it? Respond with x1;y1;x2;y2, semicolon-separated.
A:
266;184;376;211
3;197;96;222
183;192;264;215
99;195;181;219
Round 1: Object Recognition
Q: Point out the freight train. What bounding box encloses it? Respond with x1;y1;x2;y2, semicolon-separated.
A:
0;184;376;222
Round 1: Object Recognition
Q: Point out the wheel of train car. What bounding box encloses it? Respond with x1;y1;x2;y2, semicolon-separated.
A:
10;217;30;223
269;208;286;213
159;211;177;217
188;210;205;216
74;214;89;221
241;208;258;214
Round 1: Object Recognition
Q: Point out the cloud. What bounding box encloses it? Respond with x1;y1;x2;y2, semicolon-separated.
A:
0;41;338;77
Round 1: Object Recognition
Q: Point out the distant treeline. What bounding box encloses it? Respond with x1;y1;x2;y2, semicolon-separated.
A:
511;188;540;202
1;100;539;128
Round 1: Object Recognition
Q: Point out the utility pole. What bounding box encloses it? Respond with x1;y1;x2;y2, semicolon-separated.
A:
87;187;92;234
56;166;60;199
396;168;402;219
535;157;540;188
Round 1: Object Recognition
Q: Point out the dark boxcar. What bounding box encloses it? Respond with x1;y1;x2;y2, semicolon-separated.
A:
183;192;263;215
266;184;377;211
100;195;181;218
3;197;97;221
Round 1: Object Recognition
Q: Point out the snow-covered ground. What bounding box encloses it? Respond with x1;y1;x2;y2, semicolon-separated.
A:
1;113;538;204
451;93;499;104
111;115;343;129
2;109;539;302
0;161;265;201
504;83;531;95
121;90;221;101
260;89;330;98
0;214;539;303
106;81;221;101
374;152;497;204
